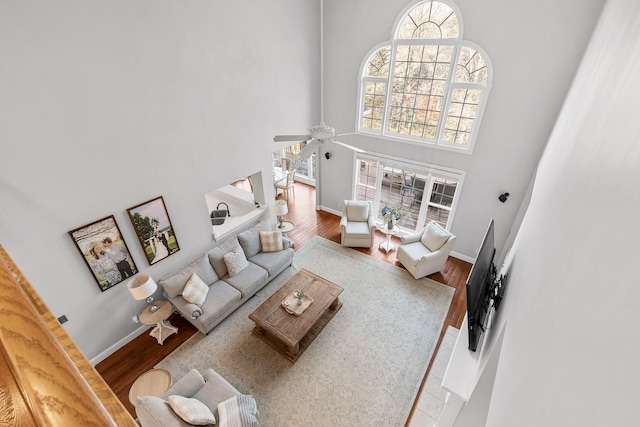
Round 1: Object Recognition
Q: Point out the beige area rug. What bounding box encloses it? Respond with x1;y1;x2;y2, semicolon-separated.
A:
156;236;454;426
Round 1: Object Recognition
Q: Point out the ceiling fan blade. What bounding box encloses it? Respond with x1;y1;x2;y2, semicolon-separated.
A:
333;140;365;153
297;140;322;159
273;134;311;142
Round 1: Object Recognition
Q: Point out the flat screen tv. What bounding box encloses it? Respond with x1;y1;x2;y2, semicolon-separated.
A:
466;218;496;352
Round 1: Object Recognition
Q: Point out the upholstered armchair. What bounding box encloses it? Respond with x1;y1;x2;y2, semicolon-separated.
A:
396;221;456;279
340;200;376;248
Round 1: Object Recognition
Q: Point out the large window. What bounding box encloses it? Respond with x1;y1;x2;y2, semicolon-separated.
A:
358;0;492;153
354;154;463;231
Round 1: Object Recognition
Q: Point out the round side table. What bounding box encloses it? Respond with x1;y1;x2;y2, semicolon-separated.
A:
138;300;178;345
129;368;172;406
378;225;400;253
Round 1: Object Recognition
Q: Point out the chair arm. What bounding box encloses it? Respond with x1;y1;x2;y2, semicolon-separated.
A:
401;232;423;245
339;215;348;231
282;236;293;249
415;250;440;269
171;294;202;319
367;215;376;232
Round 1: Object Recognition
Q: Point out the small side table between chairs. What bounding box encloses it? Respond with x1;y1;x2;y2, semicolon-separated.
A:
138;300;178;345
378;224;400;253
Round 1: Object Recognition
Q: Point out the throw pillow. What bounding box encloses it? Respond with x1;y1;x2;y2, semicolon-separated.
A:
259;230;283;252
421;222;450;252
168;395;216;425
217;395;259;427
346;201;369;222
223;247;248;277
182;273;209;306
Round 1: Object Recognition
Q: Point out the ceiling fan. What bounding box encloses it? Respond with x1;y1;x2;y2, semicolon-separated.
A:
273;122;363;159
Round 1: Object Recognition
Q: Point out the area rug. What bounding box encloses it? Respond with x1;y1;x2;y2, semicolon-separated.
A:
155;236;454;426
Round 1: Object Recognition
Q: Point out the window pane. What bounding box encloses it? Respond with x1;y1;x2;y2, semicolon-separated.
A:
356;160;378;202
397;1;459;40
455;46;488;83
366;47;391;77
388;43;451;139
443;88;481;145
362;81;387;131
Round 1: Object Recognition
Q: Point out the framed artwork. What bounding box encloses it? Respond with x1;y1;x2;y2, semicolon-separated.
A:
69;215;139;292
127;196;180;265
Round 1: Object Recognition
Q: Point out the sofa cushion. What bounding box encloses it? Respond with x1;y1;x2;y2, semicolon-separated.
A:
135;396;190;427
182;274;209;306
218;395;259;427
207;237;241;278
167;395;216;426
160;255;219;298
163;369;206;399
223;247;249;277
346;201;369;222
247;248;294;277
238;220;271;258
421;222;450;252
198;281;242;331
221;263;268;298
259;230;283;253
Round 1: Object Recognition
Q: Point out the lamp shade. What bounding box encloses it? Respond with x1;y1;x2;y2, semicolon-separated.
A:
272;200;288;216
128;274;157;300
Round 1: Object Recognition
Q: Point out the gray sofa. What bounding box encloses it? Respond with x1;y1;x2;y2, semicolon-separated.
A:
135;368;258;426
158;220;294;334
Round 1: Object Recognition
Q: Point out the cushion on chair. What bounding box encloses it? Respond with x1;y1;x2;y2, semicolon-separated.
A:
167;395;216;425
345;221;373;238
421;222;450;252
346;201;370;222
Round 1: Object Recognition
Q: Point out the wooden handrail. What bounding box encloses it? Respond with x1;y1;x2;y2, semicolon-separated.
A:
0;246;137;426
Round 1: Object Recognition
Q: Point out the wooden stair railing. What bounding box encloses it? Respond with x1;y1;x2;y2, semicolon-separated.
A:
0;245;137;426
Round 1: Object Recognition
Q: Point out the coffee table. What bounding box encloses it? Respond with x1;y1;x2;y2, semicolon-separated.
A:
248;269;343;362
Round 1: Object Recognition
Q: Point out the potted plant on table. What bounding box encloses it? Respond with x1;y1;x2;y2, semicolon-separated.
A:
295;290;305;305
381;206;401;229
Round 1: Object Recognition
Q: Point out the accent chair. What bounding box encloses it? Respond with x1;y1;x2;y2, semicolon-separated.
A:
340;200;376;248
396;221;456;279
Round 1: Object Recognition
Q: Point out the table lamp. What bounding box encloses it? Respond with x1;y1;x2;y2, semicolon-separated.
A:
128;274;159;313
272;200;289;229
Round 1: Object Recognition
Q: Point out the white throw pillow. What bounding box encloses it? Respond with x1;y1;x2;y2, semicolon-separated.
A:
182;273;209;306
259;230;283;252
168;395;216;425
346;201;369;222
421;222;450;252
223;247;249;277
217;395;259;427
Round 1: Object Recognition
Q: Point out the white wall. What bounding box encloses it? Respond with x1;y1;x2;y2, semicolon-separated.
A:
320;0;605;258
455;0;640;425
0;0;319;360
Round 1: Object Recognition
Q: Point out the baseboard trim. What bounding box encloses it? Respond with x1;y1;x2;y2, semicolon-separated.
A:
90;325;148;366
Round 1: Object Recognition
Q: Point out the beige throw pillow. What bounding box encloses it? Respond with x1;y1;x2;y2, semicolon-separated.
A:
346;201;369;222
421;222;450;252
182;273;209;306
223;247;248;277
259;230;283;252
168;395;216;425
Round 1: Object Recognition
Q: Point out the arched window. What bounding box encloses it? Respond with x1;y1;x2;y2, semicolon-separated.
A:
358;0;492;153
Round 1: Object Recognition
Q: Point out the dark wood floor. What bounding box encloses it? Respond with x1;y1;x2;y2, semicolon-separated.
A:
95;181;471;423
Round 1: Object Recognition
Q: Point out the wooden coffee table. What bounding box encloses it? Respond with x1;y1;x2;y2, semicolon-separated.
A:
249;269;343;362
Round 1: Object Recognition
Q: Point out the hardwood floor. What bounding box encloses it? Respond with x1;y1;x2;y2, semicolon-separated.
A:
95;181;471;422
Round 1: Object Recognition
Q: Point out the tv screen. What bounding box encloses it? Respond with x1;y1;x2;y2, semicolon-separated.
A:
466;218;496;352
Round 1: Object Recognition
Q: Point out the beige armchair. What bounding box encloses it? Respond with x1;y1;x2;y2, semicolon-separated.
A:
397;221;456;279
340;200;376;248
